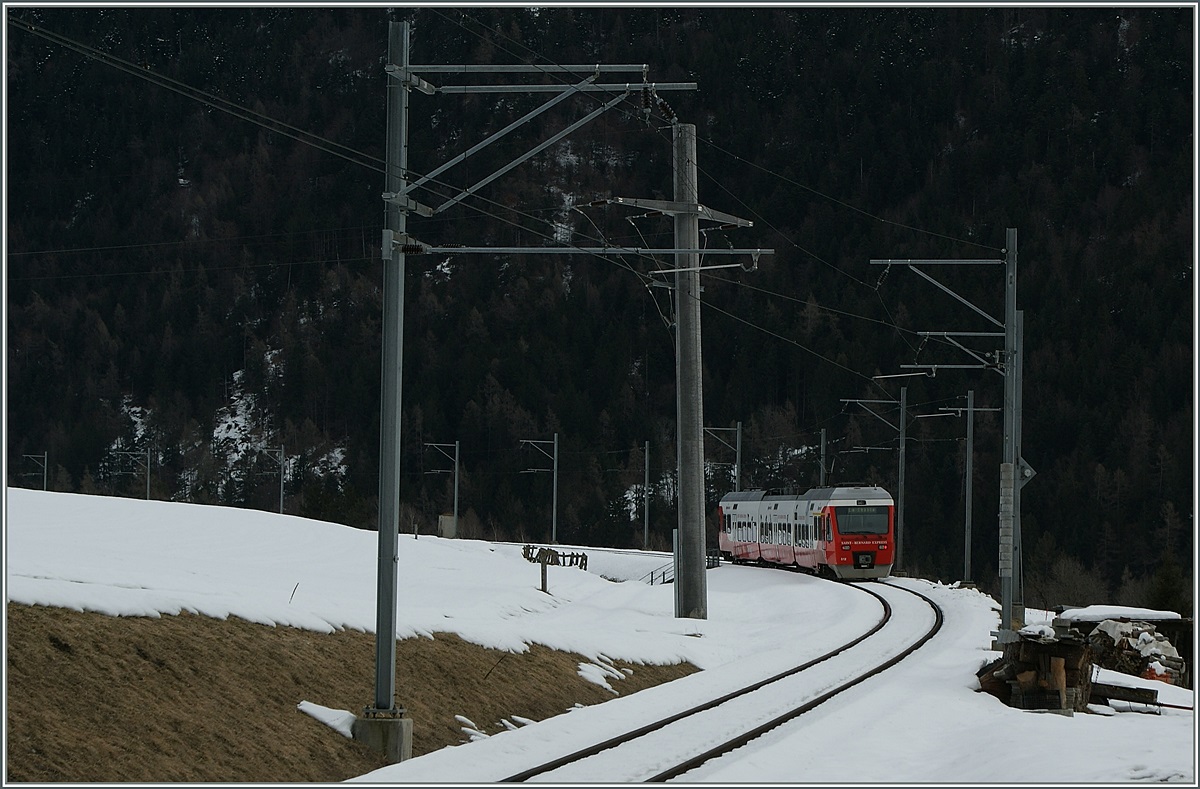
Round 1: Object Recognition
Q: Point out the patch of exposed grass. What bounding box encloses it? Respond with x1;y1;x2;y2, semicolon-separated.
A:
5;603;696;782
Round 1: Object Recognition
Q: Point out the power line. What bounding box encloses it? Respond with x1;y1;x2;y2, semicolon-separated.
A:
699;270;967;362
10;11;914;410
697;297;889;395
647;123;924;357
7;15;385;173
8;255;375;283
703;271;916;337
427;8;677;128
696;134;1003;254
6;225;381;259
5;13;674;298
424;16;898;402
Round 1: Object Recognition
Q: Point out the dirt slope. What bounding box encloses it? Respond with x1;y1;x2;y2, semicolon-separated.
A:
5;603;696;782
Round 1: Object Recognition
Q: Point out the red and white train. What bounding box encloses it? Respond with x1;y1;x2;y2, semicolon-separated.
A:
717;485;895;580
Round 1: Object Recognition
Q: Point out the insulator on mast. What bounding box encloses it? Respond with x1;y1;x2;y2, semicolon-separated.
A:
653;89;677;123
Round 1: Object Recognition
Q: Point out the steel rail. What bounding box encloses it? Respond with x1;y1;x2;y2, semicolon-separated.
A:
647;581;944;781
500;580;897;782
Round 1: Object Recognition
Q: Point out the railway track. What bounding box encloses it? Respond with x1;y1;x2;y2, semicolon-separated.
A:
501;579;944;783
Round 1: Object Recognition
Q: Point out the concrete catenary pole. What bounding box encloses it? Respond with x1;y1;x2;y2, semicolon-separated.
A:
373;18;409;715
552;432;559;544
278;445;284;513
735;420;742;492
453;440;460;537
644;440;650;548
897;386;907;573
820;428;827;486
673;122;707;619
965;389;974;583
1000;228;1018;634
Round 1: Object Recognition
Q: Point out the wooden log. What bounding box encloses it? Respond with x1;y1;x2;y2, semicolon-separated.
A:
1090;681;1159;706
1050;656;1066;709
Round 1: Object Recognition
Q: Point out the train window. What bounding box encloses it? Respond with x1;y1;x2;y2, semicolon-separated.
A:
835;506;890;535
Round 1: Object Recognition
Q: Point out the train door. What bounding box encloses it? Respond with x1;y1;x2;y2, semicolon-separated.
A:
759;506;771;563
818;509;835;574
751;507;762;561
796;501;818;571
786;508;798;566
764;503;779;564
719;505;734;558
740;507;758;562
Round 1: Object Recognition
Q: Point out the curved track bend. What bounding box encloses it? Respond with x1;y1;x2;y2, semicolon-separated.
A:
503;580;943;783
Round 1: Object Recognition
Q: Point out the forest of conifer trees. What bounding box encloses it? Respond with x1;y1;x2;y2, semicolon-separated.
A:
5;6;1193;612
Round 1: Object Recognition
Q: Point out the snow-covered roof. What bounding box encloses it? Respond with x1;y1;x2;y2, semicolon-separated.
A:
1054;604;1184;623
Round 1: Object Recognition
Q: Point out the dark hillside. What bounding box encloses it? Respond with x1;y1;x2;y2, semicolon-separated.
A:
4;7;1193;606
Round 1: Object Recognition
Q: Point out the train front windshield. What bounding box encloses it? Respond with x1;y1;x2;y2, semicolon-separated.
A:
834;505;890;535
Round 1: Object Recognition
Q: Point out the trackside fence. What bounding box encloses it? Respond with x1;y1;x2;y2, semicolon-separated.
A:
640;550;721;585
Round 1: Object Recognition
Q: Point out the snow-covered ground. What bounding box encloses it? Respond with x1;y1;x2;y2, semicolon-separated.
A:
4;488;1195;783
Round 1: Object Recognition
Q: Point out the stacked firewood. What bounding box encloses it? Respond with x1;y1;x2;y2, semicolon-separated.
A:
1087;619;1188;688
977;623;1093;713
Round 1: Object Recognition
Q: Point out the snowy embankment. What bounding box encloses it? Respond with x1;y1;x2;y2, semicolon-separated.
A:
5;489;1194;783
